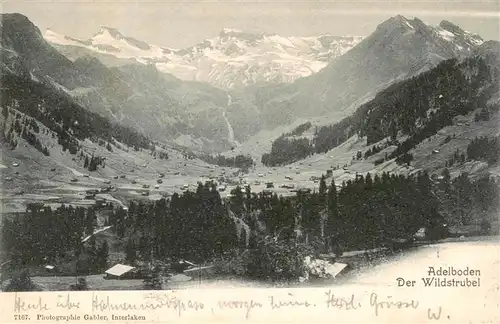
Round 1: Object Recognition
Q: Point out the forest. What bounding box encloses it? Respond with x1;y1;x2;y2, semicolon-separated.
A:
261;56;499;167
2;171;497;282
199;154;255;170
0;69;152;153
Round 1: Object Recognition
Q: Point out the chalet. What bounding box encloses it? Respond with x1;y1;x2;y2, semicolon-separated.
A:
285;176;293;180
157;179;163;184
44;265;55;272
266;182;274;188
326;169;333;176
142;184;150;188
104;264;135;280
120;175;126;179
70;178;78;183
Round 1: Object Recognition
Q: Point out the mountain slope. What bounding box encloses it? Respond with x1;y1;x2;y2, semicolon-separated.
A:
44;27;363;89
1;14;234;152
227;15;485;142
256;42;499;168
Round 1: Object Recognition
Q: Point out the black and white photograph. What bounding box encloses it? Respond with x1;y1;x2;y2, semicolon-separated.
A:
0;1;498;321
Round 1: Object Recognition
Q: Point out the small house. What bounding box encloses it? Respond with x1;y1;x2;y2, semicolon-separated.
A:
44;265;55;273
104;264;135;280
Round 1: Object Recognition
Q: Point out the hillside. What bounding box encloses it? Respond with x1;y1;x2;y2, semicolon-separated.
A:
256;47;499;166
226;16;485;142
1;13;234;153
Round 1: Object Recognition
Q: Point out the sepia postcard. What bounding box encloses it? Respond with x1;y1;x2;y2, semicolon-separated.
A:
0;0;499;323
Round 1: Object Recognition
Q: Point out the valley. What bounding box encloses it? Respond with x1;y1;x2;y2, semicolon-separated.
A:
1;12;499;293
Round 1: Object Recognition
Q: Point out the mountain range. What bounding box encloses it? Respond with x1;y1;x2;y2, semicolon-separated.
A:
1;13;496;159
1;13;234;152
45;27;363;89
225;15;486;144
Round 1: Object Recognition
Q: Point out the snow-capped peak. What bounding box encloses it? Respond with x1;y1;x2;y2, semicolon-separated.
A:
45;26;364;89
43;28;84;47
92;26;124;41
436;20;483;46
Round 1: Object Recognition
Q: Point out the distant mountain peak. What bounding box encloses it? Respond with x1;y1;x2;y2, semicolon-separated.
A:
90;26;151;50
376;15;426;32
93;26;124;40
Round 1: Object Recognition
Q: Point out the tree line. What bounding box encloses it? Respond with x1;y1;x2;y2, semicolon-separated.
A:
1;70;152;155
260;56;499;167
200;154;254;170
2;171;497;281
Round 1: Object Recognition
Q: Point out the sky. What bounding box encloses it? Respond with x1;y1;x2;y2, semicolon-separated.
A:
3;0;500;49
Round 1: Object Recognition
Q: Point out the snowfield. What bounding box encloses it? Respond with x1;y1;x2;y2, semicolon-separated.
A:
44;27;363;89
